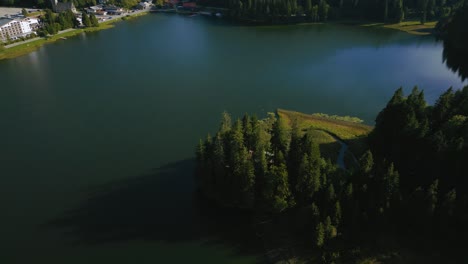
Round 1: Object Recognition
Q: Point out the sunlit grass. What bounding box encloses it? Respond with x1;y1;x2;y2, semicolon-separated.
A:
278;109;373;160
361;20;437;35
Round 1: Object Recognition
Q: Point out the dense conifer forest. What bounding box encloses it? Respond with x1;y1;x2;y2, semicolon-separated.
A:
198;0;467;23
195;83;468;261
436;6;468;81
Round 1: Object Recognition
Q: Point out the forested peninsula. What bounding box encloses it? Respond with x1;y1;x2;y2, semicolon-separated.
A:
195;85;468;262
194;9;468;262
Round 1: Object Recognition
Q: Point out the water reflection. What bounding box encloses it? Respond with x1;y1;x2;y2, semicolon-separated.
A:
442;41;468;82
45;160;262;257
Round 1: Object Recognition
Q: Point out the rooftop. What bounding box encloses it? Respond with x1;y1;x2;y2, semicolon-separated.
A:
0;18;13;27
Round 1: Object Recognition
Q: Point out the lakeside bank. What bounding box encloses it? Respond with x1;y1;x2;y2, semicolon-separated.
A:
0;10;149;61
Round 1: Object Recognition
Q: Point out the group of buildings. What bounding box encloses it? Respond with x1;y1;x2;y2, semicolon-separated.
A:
0;0;157;44
85;5;125;16
85;0;153;15
0;16;39;43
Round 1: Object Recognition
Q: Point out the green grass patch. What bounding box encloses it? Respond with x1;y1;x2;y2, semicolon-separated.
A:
332;19;437;35
27;11;45;17
306;129;341;161
278;109;373;160
361;20;437;35
278;109;372;141
383;20;437;35
0;25;112;60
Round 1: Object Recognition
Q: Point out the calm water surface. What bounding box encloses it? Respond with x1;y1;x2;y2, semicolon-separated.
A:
0;14;466;263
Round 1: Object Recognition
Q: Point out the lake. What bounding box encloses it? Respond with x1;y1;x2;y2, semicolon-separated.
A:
0;13;466;263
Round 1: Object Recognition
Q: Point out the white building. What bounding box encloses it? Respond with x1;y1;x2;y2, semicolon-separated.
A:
0;18;39;42
137;2;152;9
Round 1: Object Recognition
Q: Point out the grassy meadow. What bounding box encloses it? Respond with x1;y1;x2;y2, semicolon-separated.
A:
278;109;373;166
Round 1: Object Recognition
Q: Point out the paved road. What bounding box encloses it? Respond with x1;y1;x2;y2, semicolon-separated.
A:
96;8;151;23
4;37;40;48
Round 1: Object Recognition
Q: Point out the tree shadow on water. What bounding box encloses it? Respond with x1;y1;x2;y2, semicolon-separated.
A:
45;159;262;256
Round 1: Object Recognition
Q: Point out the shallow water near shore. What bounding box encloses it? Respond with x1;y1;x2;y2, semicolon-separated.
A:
0;13;466;263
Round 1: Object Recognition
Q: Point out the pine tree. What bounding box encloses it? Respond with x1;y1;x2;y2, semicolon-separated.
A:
242;113;253;149
426;179;439;216
397;0;405;23
90;13;100;27
325;216;337;239
271;115;289;155
288;118;302;193
311;202;320;219
384;0;389;21
220;111;232;135
315;222;325;247
196;139;205;162
305;0;312;18
383;163;400;209
432;88;454;127
318;0;329;21
312;5;319;22
296;153;321;203
82;13;92;27
359;150;374;175
389;87;405;106
441;189;456;217
345;183;353;198
213;133;226;200
333;201;342;226
327;183;336;203
264;163;291;212
420;0;428;24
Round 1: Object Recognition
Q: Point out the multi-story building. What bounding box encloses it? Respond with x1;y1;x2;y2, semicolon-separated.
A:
0;18;39;42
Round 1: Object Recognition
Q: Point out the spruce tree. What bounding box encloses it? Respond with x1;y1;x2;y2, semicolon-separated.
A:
359;150;374;175
327;183;336;203
441;189;456;217
315;222;325;247
82;13;92;27
426;179;439;216
90;13;100;27
288;118;302;193
325;216;337;239
318;0;329;21
264;163;291;212
383;163;400;209
271;115;289;155
220;111;232;135
333;201;342;226
305;0;312;18
432;88;454;127
213;133;226;200
296;153;321;203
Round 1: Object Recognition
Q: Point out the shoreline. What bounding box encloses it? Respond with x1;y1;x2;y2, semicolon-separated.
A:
0;11;150;61
0;11;436;61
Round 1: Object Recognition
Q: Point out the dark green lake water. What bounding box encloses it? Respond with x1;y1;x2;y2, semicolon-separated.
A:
0;14;466;263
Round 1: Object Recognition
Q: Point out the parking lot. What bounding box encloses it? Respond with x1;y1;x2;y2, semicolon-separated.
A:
0;7;41;18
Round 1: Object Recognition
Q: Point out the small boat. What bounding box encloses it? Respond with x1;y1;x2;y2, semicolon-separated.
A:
60;37;67;40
